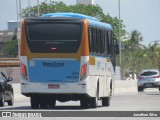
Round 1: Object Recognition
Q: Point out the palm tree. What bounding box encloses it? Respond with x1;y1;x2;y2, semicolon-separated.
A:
121;30;144;78
129;30;143;50
147;42;159;68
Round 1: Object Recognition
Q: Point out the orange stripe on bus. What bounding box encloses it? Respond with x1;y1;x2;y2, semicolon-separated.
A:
81;20;89;56
20;20;27;56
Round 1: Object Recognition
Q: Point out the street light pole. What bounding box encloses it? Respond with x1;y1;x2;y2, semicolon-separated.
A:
19;0;21;22
28;0;31;17
118;0;122;66
16;0;19;29
37;0;40;17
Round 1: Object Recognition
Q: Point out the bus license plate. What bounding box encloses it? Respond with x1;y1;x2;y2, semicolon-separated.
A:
48;84;60;89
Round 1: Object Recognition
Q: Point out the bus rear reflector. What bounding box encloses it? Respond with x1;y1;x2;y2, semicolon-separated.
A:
51;47;57;51
21;63;28;80
48;84;60;89
80;64;87;80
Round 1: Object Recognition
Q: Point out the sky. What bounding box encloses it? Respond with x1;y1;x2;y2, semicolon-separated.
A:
0;0;160;46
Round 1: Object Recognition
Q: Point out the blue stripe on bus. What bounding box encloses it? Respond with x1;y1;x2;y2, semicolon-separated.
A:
42;13;113;30
28;60;80;83
42;12;98;21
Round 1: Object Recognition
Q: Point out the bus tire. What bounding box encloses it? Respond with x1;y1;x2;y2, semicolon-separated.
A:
48;98;56;109
31;96;39;109
40;103;47;109
40;99;48;109
90;89;98;108
110;81;112;96
80;96;89;109
102;97;110;106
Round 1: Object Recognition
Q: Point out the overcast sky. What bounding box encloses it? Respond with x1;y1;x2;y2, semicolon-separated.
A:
0;0;160;46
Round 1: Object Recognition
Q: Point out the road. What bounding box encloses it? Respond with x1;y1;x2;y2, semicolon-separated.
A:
0;88;160;119
0;88;160;111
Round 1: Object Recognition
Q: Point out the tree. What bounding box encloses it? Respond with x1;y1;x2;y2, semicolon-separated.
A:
147;42;159;68
21;1;126;41
1;40;18;58
121;30;145;78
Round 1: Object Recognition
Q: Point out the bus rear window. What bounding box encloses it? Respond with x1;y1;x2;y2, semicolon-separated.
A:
25;21;82;53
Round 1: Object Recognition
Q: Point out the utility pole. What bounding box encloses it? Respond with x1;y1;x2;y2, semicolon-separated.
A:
118;0;123;80
19;0;21;22
118;0;121;66
37;0;40;17
28;0;31;17
16;0;19;29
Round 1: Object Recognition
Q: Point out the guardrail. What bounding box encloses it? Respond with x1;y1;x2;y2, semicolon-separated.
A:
114;80;138;95
0;58;20;67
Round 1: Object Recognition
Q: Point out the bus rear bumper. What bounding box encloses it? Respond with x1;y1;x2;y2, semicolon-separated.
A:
21;82;87;96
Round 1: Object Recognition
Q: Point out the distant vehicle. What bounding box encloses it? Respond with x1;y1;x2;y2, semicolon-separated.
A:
138;69;160;92
0;72;14;107
20;13;119;109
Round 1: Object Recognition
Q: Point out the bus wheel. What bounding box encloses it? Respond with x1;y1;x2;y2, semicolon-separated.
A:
31;96;39;109
40;99;48;109
40;103;47;109
80;96;89;109
102;97;110;106
48;98;56;109
90;90;98;108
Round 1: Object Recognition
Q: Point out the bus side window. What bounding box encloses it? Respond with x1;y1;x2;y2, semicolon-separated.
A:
93;28;97;53
104;30;108;56
101;29;105;54
106;31;110;54
98;29;103;54
96;29;101;54
111;31;114;54
88;27;92;53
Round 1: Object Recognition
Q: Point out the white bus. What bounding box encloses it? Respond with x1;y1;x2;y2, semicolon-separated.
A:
20;13;119;109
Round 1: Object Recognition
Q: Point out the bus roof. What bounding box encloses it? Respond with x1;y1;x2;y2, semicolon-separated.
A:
42;13;112;30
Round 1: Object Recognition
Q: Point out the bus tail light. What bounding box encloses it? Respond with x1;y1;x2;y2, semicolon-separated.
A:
21;63;28;80
80;64;87;80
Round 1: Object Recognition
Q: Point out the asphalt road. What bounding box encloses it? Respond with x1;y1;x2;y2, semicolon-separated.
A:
0;88;160;120
0;88;160;111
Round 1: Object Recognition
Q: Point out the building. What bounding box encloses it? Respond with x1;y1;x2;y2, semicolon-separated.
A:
0;31;15;48
7;20;20;32
0;20;19;54
76;0;94;5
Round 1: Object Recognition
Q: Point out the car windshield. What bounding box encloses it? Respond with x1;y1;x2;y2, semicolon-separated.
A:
140;71;158;76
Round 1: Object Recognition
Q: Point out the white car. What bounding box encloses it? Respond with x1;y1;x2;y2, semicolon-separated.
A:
137;69;160;92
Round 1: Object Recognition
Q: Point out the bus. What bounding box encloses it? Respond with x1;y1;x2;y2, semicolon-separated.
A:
20;13;119;109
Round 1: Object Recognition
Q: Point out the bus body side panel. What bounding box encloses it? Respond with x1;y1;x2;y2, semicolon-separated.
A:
89;56;114;98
